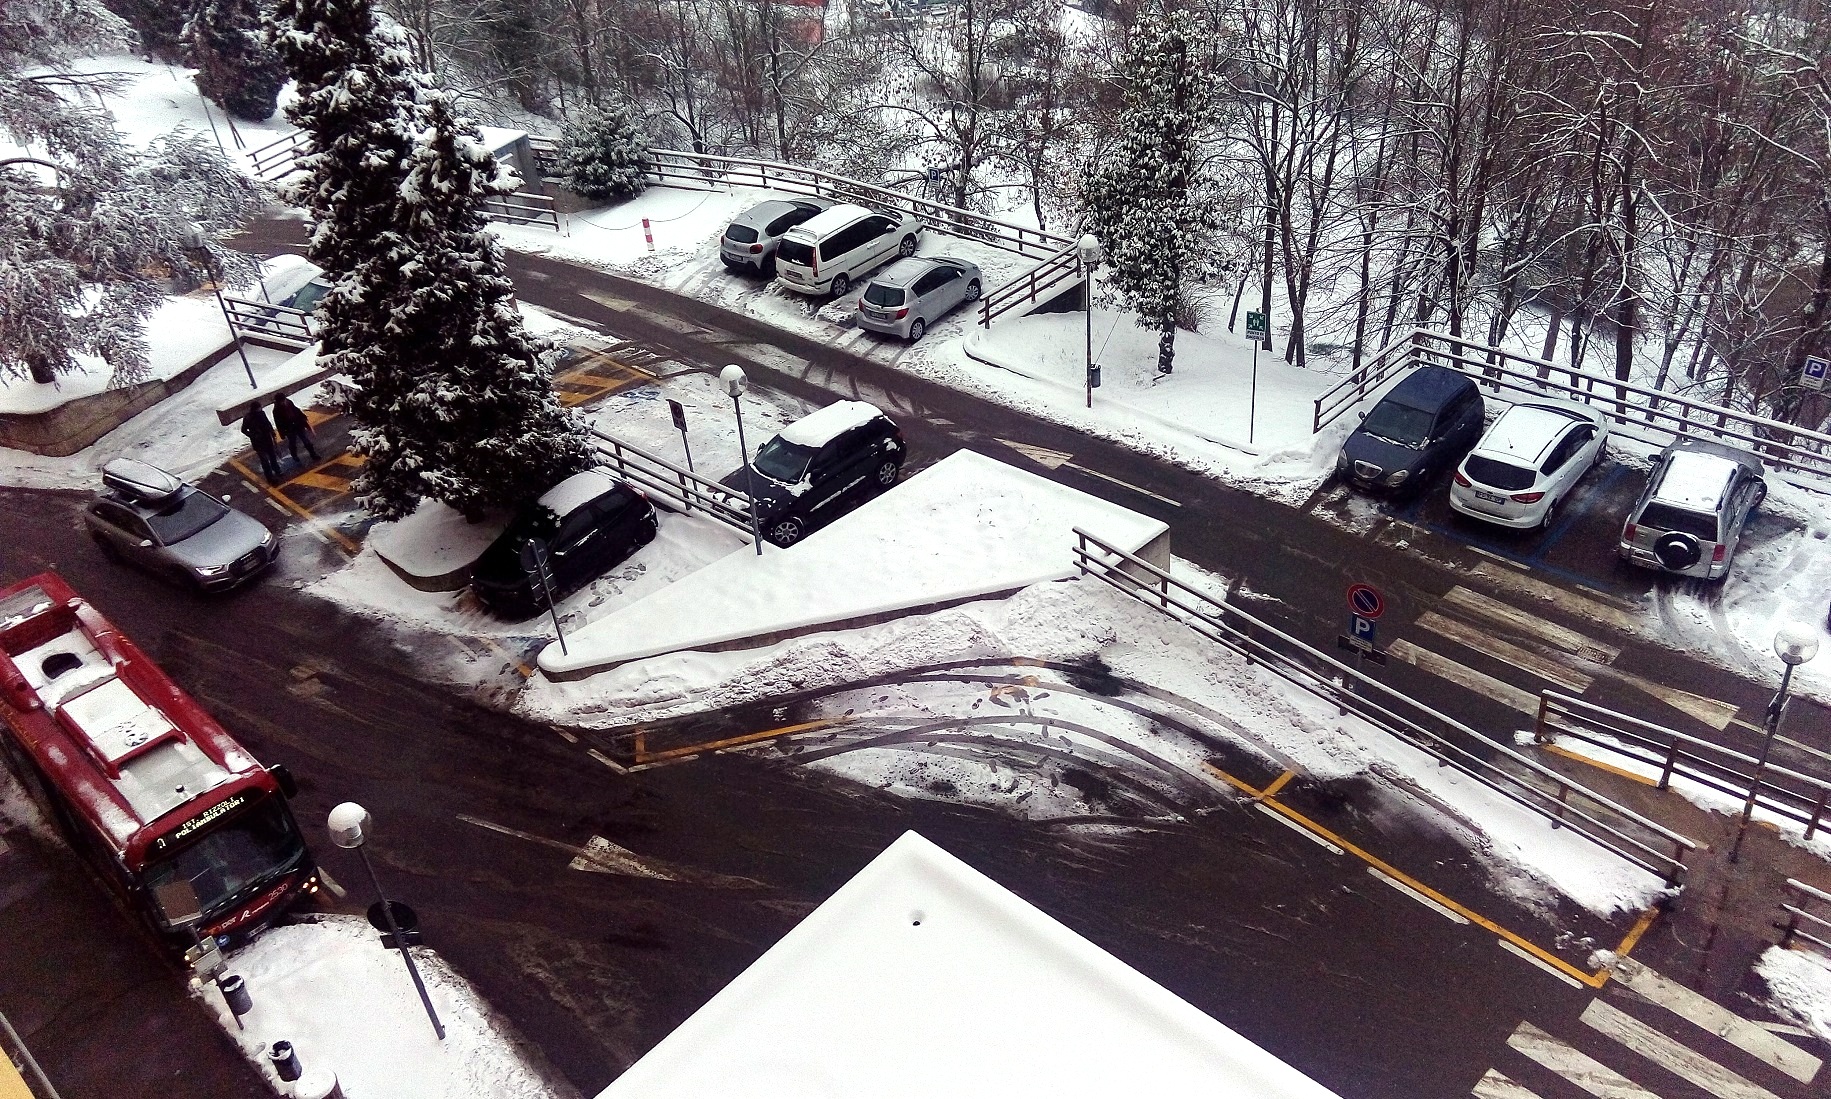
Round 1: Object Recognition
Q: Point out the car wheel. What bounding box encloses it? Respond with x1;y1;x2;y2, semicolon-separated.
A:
898;235;918;257
768;516;805;547
92;532;121;563
964;279;982;302
874;458;901;489
909;318;926;342
830;273;850;297
1654;531;1702;571
763;254;777;276
1537;493;1562;531
1751;482;1768;511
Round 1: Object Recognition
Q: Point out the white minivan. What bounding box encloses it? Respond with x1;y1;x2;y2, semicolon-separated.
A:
773;203;922;297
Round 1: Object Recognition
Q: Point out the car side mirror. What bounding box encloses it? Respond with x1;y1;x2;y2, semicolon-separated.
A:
138;539;154;549
1357;411;1365;420
269;763;298;798
222;494;233;504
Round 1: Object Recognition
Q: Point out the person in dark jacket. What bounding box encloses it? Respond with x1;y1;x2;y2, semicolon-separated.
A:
273;394;320;467
241;404;283;483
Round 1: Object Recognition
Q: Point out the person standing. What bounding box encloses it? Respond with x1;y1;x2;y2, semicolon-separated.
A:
241;403;283;483
273;394;320;467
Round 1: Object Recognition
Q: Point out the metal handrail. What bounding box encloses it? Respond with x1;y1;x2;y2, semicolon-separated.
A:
0;1008;61;1099
1070;525;1696;885
1311;331;1421;431
1535;691;1831;838
482;191;562;232
219;296;314;347
587;425;754;537
978;239;1083;329
1779;877;1831;957
246;129;309;181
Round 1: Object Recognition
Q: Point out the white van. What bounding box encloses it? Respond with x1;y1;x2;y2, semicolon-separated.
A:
773;203;922;297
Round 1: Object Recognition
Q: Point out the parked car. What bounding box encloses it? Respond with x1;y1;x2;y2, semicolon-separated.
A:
472;470;658;617
720;198;831;274
1449;398;1609;529
855;257;983;341
84;459;279;591
773;203;922;297
1337;366;1485;494
1618;439;1765;580
719;401;905;546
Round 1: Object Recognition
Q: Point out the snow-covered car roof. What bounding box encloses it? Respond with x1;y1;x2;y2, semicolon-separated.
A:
792;203;875;238
1472;401;1594;465
538;469;622;517
1651;450;1740;511
778;401;887;448
869;256;979;289
258;254;323;305
730;197;828;229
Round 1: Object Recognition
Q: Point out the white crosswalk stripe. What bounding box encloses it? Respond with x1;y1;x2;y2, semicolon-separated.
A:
1474;1068;1546;1099
1507;1021;1662;1099
1609;957;1820;1084
1580;999;1780;1099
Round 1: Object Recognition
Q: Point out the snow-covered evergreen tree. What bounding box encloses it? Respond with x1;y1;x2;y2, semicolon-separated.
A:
555;104;650;202
185;0;287;121
347;90;588;519
1;0;263;385
103;0;190;62
1080;6;1212;375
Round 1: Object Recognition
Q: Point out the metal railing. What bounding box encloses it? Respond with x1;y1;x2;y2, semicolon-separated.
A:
588;425;754;537
1070;525;1697;885
483;191;562;232
1315;330;1831;487
1779;878;1831;958
641;149;1071;260
978;239;1084;329
220;295;314;347
0;1008;60;1099
1534;691;1831;838
247;129;309;181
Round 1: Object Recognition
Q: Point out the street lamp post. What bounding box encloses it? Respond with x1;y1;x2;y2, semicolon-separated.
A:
1078;234;1102;410
327;803;446;1040
721;365;765;556
1729;623;1820;863
181;225;258;390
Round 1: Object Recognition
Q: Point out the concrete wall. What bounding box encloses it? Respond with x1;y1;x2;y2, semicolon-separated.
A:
0;339;237;457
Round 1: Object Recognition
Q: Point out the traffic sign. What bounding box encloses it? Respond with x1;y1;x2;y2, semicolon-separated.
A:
669;398;687;432
1346;583;1385;620
1805;355;1830;393
1244;311;1268;340
1350;614;1376;644
1335;634;1387;665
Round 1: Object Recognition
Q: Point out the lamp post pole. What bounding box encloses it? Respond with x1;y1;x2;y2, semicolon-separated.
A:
1078;234;1102;410
1729;623;1819;863
721;365;764;556
183;225;258;389
328;803;445;1040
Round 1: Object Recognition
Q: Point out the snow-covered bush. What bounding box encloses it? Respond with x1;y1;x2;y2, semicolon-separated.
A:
555;105;650;203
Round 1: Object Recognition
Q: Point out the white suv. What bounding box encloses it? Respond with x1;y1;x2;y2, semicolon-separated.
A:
1618;439;1765;580
773;203;922;297
1449;399;1608;529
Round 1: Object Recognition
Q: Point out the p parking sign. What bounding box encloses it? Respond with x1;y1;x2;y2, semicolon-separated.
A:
1804;355;1830;392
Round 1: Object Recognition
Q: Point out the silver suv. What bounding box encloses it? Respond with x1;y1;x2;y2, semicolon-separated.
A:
1618;439;1765;580
84;459;279;591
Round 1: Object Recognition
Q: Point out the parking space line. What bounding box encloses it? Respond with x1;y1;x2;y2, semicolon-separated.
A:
476;635;532;679
633;718;849;765
227;457;361;554
1499;941;1585;988
1369;866;1470;923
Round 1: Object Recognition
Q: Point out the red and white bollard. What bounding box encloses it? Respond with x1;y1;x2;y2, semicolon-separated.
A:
641;218;654;252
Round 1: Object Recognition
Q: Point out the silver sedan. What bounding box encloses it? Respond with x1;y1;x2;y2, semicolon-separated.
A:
854;257;983;340
84;459;279;591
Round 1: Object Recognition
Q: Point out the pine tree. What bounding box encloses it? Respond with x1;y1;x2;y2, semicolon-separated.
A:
1080;6;1211;375
102;0;191;62
348;91;588;519
555;104;650;202
185;0;288;121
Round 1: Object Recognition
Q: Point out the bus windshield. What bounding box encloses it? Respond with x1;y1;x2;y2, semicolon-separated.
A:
144;797;306;922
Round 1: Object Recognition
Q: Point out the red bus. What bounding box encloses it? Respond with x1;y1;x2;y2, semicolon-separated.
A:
0;572;318;957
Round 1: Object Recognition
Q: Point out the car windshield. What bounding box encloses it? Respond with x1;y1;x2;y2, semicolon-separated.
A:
144;797;306;922
1361;401;1434;447
1638;502;1720;541
726;223;759;244
753;437;818;484
289;280;330;312
777;239;815;267
1464;456;1536;491
145;488;228;545
863;283;905;307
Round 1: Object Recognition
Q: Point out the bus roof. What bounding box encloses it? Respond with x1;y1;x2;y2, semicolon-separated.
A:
0;573;268;856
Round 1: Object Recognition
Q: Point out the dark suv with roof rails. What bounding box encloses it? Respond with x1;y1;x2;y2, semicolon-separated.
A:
719;401;905;547
1337;366;1485;496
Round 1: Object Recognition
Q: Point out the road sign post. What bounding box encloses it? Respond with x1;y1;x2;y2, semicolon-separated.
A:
1244;311;1268;446
1337;585;1387;681
668;398;693;472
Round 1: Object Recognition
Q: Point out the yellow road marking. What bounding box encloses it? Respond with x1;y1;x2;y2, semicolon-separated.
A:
1202;760;1656;988
1542;742;1658;786
228;457;360;554
1260;770;1297;798
558;371;640;388
636;718;847;764
286;470;354;492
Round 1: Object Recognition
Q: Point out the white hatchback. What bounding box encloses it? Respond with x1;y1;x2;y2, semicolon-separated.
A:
1449;399;1609;529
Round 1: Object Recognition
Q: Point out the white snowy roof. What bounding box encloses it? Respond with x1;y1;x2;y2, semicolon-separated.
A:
792;202;872;239
596;831;1342;1099
477;126;528;153
1476;403;1584;464
777;400;883;448
539;469;621;518
1652;451;1737;511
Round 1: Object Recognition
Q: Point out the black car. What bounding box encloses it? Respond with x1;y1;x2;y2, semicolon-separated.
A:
471;470;658;618
719;401;904;547
1337;366;1485;494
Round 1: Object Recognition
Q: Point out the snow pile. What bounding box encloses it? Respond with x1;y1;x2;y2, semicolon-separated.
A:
1757;946;1831;1042
367;502;509;579
202;916;573;1099
0;296;231;416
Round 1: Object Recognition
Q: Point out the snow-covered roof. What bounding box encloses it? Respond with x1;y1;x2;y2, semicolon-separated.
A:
477;126;528;153
1475;403;1583;464
538;469;620;517
1652;450;1738;511
792;202;872;238
777;400;883;448
596;831;1342;1099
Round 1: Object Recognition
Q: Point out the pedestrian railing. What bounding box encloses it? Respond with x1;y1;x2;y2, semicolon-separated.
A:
1315;330;1831;489
219;295;315;348
978;239;1085;329
1534;691;1831;839
247;129;310;182
587;425;755;538
1070;525;1697;886
482;191;563;232
1779;878;1831;959
0;1008;60;1099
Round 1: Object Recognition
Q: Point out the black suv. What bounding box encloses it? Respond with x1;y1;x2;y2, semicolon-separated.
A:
720;401;905;546
1338;366;1485;495
472;470;658;617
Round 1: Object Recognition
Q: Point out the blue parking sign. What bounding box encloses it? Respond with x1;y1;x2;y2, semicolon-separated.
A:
1804;355;1830;392
1351;614;1377;644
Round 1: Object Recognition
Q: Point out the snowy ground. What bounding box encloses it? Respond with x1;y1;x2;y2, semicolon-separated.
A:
1757;946;1831;1043
197;916;573;1099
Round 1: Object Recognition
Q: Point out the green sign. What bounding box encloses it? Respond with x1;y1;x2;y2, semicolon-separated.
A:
1244;311;1268;340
